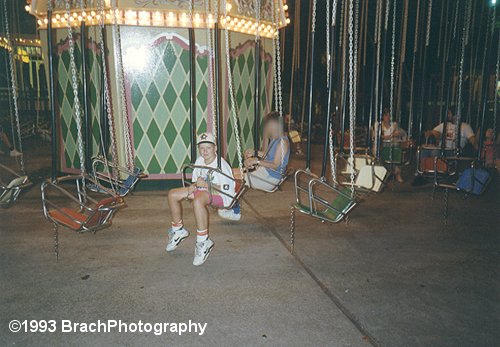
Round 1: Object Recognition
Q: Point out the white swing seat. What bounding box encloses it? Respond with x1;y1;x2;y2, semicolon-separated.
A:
353;165;388;192
245;167;294;193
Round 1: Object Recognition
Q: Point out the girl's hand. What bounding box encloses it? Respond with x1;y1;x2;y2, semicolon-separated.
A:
244;157;259;168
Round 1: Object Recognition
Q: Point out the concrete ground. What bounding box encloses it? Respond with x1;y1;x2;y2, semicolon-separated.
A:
0;139;499;347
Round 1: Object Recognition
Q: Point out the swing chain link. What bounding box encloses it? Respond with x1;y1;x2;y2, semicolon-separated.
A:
65;0;87;198
326;0;330;86
455;0;470;153
425;0;432;47
97;0;119;183
290;205;295;254
348;0;356;197
223;0;244;179
328;0;339;186
204;0;217;140
3;0;25;173
311;0;317;33
270;0;285;174
112;0;134;170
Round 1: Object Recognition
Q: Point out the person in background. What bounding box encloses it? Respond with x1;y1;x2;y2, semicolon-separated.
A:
0;120;22;157
166;133;235;266
426;109;477;156
373;108;405;183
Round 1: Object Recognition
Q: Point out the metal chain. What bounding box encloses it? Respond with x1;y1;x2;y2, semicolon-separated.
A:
65;0;86;193
112;0;134;170
223;0;244;178
455;0;470;151
326;0;331;85
271;0;285;173
389;0;396;121
348;0;355;197
98;0;119;179
425;0;432;47
3;0;25;173
204;0;217;139
311;0;317;33
290;205;295;254
328;0;338;186
494;34;499;144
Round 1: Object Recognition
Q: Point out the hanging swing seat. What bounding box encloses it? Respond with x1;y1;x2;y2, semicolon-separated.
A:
41;175;126;232
380;140;413;165
432;156;478;191
293;170;356;223
353;164;388;192
182;164;248;210
90;156;146;196
245;166;294;193
0;163;31;207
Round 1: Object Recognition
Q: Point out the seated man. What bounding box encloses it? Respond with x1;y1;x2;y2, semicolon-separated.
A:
218;112;290;221
0;120;22;157
166;133;235;266
426;109;477;155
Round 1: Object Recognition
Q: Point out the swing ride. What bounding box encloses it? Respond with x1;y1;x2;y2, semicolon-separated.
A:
5;0;494;257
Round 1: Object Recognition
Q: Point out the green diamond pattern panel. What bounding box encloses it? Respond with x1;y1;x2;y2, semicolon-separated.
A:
128;37;209;175
57;35;104;171
226;42;273;167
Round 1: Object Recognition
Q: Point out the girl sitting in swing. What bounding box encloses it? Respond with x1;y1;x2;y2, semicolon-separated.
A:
218;112;290;221
166;133;235;266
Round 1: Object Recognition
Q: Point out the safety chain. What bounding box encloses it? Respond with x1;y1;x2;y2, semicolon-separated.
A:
3;0;25;173
384;0;390;31
97;0;119;182
65;0;87;197
204;0;217;139
425;0;432;47
348;0;355;197
443;188;449;225
112;0;134;170
53;224;59;262
223;0;244;179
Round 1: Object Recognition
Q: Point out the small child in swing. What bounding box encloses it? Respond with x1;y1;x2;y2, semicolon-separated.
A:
166;133;235;266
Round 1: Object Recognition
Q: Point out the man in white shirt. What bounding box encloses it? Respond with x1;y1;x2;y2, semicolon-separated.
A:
166;133;235;266
427;109;477;152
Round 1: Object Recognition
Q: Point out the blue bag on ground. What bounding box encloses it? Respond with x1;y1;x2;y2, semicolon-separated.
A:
456;168;490;195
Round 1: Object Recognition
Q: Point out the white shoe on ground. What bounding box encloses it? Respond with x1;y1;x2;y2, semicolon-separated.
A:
193;239;214;266
166;227;189;252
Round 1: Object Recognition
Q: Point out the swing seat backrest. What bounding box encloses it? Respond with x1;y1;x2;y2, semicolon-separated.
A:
355;165;387;192
0;176;29;206
323;188;356;222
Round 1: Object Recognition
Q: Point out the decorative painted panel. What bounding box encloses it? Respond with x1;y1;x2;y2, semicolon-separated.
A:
225;40;273;168
57;33;103;172
123;29;209;178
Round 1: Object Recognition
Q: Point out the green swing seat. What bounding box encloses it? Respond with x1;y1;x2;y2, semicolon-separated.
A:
294;187;356;223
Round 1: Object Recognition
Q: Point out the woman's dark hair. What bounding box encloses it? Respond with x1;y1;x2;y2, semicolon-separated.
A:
382;108;390;116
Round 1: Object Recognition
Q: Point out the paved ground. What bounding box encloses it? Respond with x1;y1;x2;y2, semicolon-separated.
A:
0;139;498;346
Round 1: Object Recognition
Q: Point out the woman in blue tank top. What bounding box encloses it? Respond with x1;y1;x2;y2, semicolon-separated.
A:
243;112;290;191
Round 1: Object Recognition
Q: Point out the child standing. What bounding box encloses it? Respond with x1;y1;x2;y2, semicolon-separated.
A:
166;133;235;266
